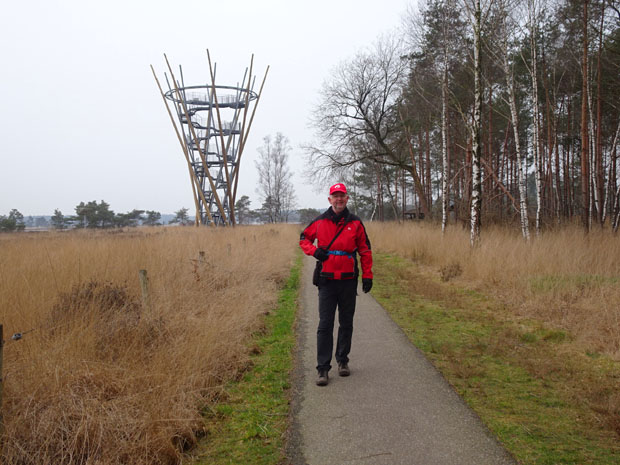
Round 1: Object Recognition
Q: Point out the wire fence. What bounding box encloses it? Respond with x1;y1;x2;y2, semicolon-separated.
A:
0;267;152;440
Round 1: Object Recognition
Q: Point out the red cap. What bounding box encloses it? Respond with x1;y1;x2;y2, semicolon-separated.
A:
329;183;347;195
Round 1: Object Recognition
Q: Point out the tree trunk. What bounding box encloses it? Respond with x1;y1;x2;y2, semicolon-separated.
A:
568;97;575;218
581;0;590;231
501;120;509;220
613;180;620;233
555;99;564;221
470;0;482;247
384;170;400;221
402;169;407;221
401;119;432;216
529;0;543;234
502;13;530;240
604;121;620;224
442;60;449;234
587;78;598;226
487;86;494;218
595;3;605;224
426;125;432;209
542;48;558;223
377;166;384;221
418;131;426;205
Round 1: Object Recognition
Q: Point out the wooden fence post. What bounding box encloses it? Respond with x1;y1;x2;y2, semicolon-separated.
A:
139;270;150;309
0;324;4;454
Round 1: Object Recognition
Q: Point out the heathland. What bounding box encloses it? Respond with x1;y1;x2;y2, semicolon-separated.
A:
368;222;620;464
369;223;620;358
1;222;619;464
0;225;299;464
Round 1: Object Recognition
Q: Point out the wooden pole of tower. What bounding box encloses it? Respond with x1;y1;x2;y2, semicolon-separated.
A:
207;49;236;225
152;67;202;224
151;64;208;225
156;68;208;226
232;64;270;204
222;66;249;184
200;63;215;184
230;55;254;208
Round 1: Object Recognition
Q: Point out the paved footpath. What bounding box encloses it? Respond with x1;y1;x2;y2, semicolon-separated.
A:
286;256;517;465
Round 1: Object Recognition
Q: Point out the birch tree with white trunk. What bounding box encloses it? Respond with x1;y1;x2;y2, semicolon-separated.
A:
463;0;485;246
497;0;530;240
580;0;591;232
437;0;458;234
441;55;450;234
603;120;620;225
526;0;544;235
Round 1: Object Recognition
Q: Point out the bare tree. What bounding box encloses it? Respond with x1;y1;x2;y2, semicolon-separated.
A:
402;0;470;227
498;0;531;240
255;133;296;223
304;35;433;215
304;0;620;234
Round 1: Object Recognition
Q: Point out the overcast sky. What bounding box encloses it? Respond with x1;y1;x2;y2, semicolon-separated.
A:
0;0;413;216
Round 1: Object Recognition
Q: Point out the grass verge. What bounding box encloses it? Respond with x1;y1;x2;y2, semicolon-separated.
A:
192;252;302;465
372;253;620;465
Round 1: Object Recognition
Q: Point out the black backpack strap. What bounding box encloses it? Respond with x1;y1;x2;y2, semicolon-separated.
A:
324;217;350;251
314;217;350;287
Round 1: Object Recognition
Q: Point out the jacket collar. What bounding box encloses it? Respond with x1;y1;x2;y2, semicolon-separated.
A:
325;206;349;224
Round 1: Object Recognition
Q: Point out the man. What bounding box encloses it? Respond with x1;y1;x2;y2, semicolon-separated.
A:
299;183;373;386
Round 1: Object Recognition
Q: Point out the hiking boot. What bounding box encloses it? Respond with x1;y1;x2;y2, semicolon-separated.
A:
316;370;329;386
338;362;350;377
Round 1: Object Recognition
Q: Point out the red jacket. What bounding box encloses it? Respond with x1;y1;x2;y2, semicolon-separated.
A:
300;207;373;280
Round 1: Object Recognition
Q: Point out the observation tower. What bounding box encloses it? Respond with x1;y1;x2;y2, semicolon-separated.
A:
152;51;268;226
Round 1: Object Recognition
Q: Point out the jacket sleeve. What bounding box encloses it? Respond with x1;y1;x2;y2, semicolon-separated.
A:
356;221;373;279
299;220;319;257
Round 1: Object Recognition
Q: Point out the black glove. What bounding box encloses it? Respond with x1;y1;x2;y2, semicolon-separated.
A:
313;248;329;262
362;278;373;293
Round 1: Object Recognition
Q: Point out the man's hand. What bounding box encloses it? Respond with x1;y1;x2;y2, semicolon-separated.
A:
313;248;329;262
362;278;373;293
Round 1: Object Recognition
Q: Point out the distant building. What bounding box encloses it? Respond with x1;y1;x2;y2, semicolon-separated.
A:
404;209;425;220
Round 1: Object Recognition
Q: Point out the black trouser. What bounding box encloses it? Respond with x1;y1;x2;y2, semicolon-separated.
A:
316;278;357;372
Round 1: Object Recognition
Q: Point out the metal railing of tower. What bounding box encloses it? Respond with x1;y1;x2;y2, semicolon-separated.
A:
151;50;269;226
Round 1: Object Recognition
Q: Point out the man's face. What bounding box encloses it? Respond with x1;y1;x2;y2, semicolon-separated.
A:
328;192;349;214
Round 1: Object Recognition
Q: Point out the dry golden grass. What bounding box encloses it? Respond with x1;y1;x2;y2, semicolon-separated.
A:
0;225;298;465
368;222;620;358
